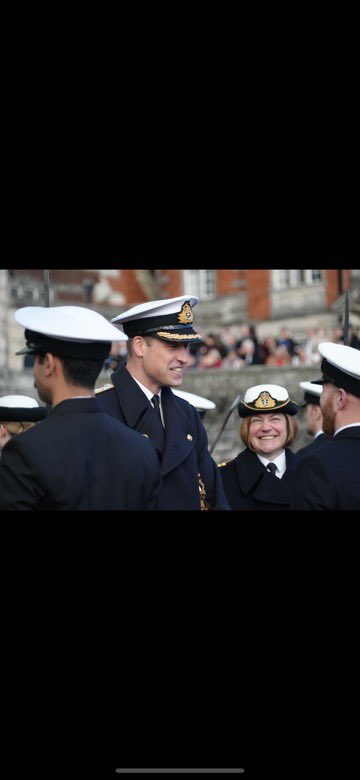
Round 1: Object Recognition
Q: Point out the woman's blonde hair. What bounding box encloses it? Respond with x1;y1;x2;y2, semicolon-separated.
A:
2;421;36;436
240;413;298;451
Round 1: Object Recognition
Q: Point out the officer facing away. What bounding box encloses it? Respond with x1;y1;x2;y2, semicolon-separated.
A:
96;295;229;510
291;342;360;510
0;305;161;510
296;381;329;457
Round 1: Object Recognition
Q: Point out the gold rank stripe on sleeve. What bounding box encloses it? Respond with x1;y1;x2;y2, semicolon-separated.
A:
95;383;114;394
217;458;235;468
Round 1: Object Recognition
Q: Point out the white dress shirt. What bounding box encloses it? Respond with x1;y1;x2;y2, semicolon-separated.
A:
132;376;165;427
256;449;286;479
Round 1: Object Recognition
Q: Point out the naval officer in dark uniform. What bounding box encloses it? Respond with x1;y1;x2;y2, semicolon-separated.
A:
96;295;229;510
0;305;161;510
291;341;360;510
219;383;299;510
296;380;330;457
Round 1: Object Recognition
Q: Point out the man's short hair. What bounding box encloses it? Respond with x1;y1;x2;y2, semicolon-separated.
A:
37;352;103;389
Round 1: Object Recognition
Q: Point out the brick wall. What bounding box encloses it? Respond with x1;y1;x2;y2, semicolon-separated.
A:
245;269;270;320
325;269;351;306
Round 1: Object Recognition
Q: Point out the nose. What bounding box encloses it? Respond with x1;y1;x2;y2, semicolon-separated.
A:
176;346;190;364
260;418;272;431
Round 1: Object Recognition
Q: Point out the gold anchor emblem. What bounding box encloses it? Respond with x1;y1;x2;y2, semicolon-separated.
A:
178;301;193;325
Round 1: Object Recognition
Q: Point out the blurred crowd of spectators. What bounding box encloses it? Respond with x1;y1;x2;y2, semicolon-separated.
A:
67;322;360;376
185;322;360;371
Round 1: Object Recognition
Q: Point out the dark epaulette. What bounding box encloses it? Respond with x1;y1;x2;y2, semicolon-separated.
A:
95;383;114;394
217;458;235;468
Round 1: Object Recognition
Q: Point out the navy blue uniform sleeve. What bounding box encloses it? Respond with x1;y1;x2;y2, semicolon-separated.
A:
290;454;338;510
0;438;44;509
194;410;230;510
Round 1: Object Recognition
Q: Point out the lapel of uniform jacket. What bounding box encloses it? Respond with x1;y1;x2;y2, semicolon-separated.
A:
159;388;196;477
253;448;298;506
111;366;165;456
235;448;297;506
235;449;265;495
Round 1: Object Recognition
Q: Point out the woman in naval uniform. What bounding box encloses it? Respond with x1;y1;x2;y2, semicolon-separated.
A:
218;383;299;510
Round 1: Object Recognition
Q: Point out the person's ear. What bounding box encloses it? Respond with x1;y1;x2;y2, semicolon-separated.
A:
131;336;146;358
337;388;348;410
43;352;57;376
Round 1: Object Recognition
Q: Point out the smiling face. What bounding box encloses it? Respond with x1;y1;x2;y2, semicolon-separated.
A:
248;412;288;459
130;336;191;394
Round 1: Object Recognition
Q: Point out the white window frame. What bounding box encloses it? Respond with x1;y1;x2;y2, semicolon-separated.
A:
183;269;216;300
272;269;322;290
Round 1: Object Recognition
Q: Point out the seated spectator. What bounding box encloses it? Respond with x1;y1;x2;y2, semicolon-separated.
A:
262;336;278;364
222;349;246;370
235;324;264;364
277;326;297;358
265;344;292;366
104;340;128;372
199;346;223;369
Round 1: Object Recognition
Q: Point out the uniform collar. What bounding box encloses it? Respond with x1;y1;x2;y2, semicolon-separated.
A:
334;422;360;435
131;376;162;405
257;449;286;478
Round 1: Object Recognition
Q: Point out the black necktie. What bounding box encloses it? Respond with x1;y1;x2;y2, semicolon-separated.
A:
266;462;277;476
152;394;163;427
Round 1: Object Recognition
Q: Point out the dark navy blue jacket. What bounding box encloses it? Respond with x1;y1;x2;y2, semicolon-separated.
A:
291;425;360;510
296;432;330;458
219;447;299;510
96;365;229;511
0;397;161;510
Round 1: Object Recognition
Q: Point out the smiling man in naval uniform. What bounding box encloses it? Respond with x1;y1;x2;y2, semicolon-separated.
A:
96;295;229;510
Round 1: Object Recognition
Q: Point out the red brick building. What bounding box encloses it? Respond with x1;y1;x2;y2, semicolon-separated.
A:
6;266;355;336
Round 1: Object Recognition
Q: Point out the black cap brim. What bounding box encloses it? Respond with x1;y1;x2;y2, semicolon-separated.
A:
15;345;37;356
238;399;299;417
0;406;47;422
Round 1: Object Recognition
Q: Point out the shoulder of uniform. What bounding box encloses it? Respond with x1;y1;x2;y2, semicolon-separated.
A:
217;457;235;468
95;383;114;394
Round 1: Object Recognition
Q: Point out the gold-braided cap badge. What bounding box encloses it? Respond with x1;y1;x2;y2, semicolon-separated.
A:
254;391;276;409
178;301;193;325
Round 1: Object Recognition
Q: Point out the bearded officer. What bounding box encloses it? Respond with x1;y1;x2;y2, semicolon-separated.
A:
96;295;229;510
291;342;360;510
296;381;330;457
0;306;161;510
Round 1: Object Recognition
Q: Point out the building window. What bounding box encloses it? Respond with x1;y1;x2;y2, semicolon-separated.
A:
272;269;322;290
183;269;216;300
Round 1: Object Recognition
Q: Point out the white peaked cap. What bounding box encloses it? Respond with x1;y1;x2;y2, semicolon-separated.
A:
238;383;299;417
14;306;128;343
299;381;323;397
0;395;40;408
318;342;360;380
172;388;216;411
244;384;289;403
112;295;198;324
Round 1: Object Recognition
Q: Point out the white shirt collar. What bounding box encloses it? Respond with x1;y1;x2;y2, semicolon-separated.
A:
257;450;286;479
131;376;164;425
313;429;324;439
131;376;162;404
335;422;360;436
